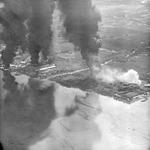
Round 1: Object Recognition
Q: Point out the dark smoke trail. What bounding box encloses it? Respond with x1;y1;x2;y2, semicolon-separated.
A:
0;0;55;66
0;0;28;67
28;0;55;64
58;0;101;63
0;142;3;150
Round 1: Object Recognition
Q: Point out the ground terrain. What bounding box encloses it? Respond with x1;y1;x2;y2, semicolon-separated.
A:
0;0;150;150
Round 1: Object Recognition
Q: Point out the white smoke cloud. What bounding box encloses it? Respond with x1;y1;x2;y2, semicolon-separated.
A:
0;2;5;8
94;66;142;85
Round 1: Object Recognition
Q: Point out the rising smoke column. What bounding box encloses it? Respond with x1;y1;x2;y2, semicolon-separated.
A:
28;0;55;64
0;0;55;66
0;0;28;67
58;0;101;64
